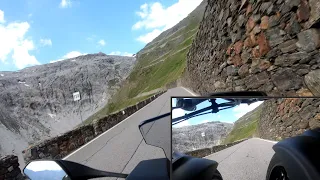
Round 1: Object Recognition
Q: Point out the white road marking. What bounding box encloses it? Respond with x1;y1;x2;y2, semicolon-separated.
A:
253;138;278;144
63;93;165;160
181;87;197;96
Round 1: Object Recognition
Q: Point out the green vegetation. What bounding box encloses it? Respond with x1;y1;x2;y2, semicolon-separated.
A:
79;1;206;126
223;104;263;144
99;22;200;115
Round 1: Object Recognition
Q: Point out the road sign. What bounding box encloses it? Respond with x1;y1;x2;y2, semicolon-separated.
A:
73;92;81;101
201;132;205;137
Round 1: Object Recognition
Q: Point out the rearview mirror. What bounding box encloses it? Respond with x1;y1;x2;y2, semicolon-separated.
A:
23;160;70;180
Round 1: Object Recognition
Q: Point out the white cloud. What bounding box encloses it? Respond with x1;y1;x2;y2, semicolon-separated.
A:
50;51;87;63
0;10;5;23
0;10;40;69
136;3;148;18
133;0;202;43
40;38;52;46
233;101;264;119
108;51;134;57
59;0;72;8
136;29;162;44
201;120;209;124
98;39;106;46
50;59;64;63
172;108;190;128
12;39;40;69
62;51;86;59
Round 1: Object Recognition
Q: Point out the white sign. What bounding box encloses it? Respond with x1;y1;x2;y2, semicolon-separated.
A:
73;92;81;101
201;132;205;137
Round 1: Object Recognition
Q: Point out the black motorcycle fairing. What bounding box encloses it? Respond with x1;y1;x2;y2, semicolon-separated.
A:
126;158;170;180
271;134;320;180
172;153;219;180
55;160;128;179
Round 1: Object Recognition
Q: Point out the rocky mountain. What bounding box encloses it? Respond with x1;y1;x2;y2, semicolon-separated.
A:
172;121;233;153
0;52;136;164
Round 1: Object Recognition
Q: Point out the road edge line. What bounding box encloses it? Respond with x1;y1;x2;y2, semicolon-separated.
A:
254;137;278;144
63;93;166;160
181;87;197;96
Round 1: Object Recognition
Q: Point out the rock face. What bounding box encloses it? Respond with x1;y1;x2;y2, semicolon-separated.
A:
172;121;233;153
0;53;136;166
259;98;320;140
183;0;320;96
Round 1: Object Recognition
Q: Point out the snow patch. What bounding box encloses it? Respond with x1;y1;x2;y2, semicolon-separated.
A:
71;60;76;62
24;84;30;87
18;81;26;84
48;113;56;118
0;74;4;77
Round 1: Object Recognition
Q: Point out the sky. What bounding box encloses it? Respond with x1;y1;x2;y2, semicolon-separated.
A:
172;98;264;128
0;0;203;71
26;161;63;171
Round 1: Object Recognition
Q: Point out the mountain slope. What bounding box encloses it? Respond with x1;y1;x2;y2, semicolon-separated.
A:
223;104;264;144
172;121;233;153
0;52;135;164
87;0;208;119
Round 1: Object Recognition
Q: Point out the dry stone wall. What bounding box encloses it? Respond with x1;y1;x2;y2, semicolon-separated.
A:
185;139;247;158
22;91;166;164
184;0;320;97
259;98;320;140
0;155;24;180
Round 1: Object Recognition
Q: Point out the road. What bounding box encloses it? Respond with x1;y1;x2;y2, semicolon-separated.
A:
205;138;277;180
63;87;194;179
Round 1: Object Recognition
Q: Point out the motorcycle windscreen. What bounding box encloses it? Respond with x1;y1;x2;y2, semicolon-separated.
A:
139;113;171;161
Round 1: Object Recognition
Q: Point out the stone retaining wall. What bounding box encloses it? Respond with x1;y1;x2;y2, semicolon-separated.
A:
0;155;24;180
259;98;320;140
22;91;166;164
185;139;247;158
184;0;320;97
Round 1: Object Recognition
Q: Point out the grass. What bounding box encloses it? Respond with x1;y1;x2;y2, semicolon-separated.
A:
78;11;203;126
223;104;263;144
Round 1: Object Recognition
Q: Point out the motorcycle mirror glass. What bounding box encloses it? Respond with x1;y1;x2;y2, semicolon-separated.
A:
23;160;71;180
139;113;171;161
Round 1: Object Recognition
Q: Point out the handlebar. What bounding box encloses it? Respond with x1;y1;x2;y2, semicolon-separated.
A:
172;98;266;125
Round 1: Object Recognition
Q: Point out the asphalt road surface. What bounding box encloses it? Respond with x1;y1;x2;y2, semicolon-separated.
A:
63;87;194;179
205;138;277;180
